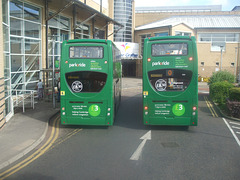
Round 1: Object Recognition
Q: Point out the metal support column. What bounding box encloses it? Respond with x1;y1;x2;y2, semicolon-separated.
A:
45;0;48;69
100;0;102;13
73;4;77;39
106;21;108;40
92;18;95;39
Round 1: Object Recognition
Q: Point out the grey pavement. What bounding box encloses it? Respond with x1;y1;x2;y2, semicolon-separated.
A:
0;100;60;170
198;81;209;94
0;78;209;170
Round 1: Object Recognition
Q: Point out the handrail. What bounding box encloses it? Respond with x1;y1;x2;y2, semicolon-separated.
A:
13;90;37;113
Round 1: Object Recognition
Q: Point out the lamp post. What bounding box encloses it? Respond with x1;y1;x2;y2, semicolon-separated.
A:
52;35;56;108
220;45;223;71
235;47;240;83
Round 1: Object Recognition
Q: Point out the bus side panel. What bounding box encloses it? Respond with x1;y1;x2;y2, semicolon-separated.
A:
142;38;150;124
191;38;198;126
112;43;122;117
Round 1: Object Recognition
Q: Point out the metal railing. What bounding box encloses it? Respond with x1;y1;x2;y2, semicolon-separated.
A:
12;90;37;113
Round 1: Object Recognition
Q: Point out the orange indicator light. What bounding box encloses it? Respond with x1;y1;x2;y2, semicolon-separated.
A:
189;57;193;61
144;106;148;110
147;58;151;62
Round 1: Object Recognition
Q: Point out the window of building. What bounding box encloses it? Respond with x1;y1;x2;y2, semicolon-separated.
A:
9;0;41;92
140;34;151;55
48;12;70;69
175;31;191;36
154;32;169;37
198;33;239;51
114;0;133;42
75;22;90;39
216;62;219;67
2;0;12;118
231;63;235;67
212;42;225;51
94;28;105;39
201;62;204;66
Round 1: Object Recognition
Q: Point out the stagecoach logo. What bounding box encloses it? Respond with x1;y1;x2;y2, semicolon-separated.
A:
155;79;167;91
71;81;83;92
152;61;170;67
69;63;86;68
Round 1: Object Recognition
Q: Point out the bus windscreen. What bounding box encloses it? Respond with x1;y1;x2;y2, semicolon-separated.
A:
152;43;188;56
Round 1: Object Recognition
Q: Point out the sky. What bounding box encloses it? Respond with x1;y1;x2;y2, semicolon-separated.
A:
135;0;239;11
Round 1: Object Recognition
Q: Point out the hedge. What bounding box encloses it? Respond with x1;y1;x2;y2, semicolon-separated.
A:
229;87;240;102
209;81;234;105
208;70;235;85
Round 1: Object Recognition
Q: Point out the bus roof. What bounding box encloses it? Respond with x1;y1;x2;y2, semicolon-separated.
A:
63;39;111;45
145;36;196;42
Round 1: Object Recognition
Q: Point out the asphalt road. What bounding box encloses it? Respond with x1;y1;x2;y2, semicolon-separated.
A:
4;88;240;180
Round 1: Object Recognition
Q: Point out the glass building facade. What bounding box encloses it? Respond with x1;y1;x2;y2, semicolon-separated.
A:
1;0;117;122
10;0;42;92
114;0;133;42
2;0;11;119
48;13;71;69
2;0;42;119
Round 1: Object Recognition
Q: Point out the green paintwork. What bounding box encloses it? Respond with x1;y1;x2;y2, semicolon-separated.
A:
142;36;198;126
60;39;122;126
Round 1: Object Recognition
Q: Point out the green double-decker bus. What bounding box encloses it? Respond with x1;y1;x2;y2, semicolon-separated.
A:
142;36;198;126
60;39;122;126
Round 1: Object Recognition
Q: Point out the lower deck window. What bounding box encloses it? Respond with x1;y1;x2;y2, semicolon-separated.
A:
148;69;192;92
66;71;107;93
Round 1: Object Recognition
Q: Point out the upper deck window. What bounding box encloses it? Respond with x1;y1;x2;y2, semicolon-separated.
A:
69;46;103;59
152;43;188;56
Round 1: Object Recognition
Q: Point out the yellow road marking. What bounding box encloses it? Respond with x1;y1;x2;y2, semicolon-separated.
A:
49;128;82;151
204;96;218;118
204;96;215;117
0;117;60;179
